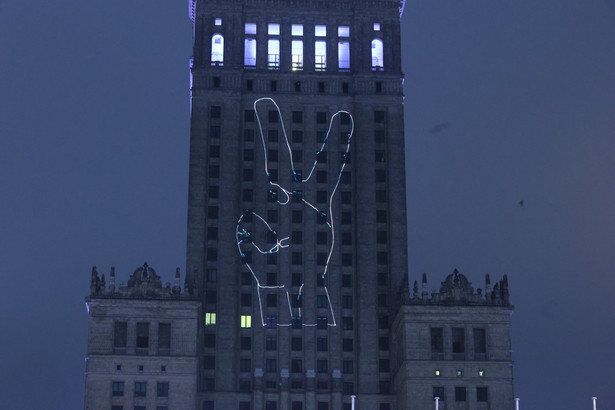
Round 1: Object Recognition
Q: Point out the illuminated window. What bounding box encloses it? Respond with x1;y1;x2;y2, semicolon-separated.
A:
245;23;257;34
315;25;326;36
241;315;252;328
214;18;222;26
211;34;224;65
268;23;280;35
205;312;216;325
292;24;303;36
292;40;303;70
268;39;280;69
315;41;327;71
371;39;383;70
435;369;441;376
338;26;350;37
457;369;463;377
478;369;485;377
338;41;350;70
373;22;381;31
244;38;257;67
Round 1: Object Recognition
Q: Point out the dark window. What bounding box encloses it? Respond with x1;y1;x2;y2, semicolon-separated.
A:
317;359;328;373
374;110;385;123
204;333;216;348
376;210;387;223
377;271;387;286
241;293;252;307
376;190;387;203
342;295;352;309
342;274;352;288
209;145;220;158
246;79;253;91
243;168;253;181
342;359;353;374
208;206;219;219
111;406;123;410
379;381;390;394
317;316;328;329
433;386;445;400
317;337;328;351
342;82;349;93
240;399;251;409
210;105;221;118
244;129;254;141
206;248;217;261
375;150;385;163
341;212;352;224
317;253;327;266
156;382;169;397
266;293;277;307
342;338;353;352
452;328;465;360
317;294;328;308
114;322;127;348
265;315;277;328
378;293;387;307
379;336;389;350
316;190;327;204
342;253;352;266
379;359;390;372
455;387;467;402
316;170;327;183
205;290;217;304
268;130;278;142
241;336;252;350
207;227;218;240
431;328;444;359
292;252;302;265
342;316;353;330
243;149;253;161
240;358;251;372
291;402;303;410
316;111;327;124
375;169;386;182
292;130;303;143
203;378;215;391
266;401;277;410
158;323;171;353
292;273;302;287
241;271;252;285
134;381;147;397
340;171;351;184
291;337;302;351
477;386;488;402
474;328;487;360
244;110;255;122
377;251;388;265
270;80;277;91
266;335;277;350
318;82;325;93
209;125;220;138
316;131;327;143
291;359;303;373
292;210;303;223
268;149;278;162
207;268;217;282
203;355;215;370
265;358;277;373
209;165;219;178
375;129;385;143
136;323;149;349
243;189;253;202
341;231;352;245
292;111;303;123
317;380;328;390
378;315;388;329
375;81;382;93
342;382;354;395
112;381;124;396
268;110;278;123
317;403;329;410
295;81;301;92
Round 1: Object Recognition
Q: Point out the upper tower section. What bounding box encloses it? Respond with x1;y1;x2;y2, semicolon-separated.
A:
189;0;404;75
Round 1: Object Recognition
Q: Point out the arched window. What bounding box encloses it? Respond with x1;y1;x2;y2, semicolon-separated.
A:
338;41;350;71
211;34;224;66
244;38;256;67
371;38;383;70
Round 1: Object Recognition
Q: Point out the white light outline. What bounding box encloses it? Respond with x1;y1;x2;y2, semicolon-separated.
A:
235;97;354;327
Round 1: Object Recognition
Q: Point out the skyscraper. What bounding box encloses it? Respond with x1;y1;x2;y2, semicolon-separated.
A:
84;1;515;409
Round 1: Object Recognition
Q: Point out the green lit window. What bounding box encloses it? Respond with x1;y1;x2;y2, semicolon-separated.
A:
241;315;252;328
205;312;216;325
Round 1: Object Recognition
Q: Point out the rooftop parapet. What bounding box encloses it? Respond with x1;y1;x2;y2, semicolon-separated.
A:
89;262;197;299
400;269;511;307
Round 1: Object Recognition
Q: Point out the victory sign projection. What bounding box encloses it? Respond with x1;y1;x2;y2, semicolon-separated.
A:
235;97;354;328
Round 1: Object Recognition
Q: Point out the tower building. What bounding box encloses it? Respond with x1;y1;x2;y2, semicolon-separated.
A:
84;0;516;409
186;0;407;408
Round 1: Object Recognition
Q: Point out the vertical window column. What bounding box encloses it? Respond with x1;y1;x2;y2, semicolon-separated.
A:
211;34;224;66
244;23;257;68
292;24;304;71
268;23;280;70
315;25;327;71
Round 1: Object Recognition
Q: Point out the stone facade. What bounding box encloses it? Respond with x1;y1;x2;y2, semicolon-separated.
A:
392;271;515;410
84;264;200;410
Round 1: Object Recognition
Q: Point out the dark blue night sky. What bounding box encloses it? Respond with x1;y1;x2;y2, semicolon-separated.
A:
1;0;614;408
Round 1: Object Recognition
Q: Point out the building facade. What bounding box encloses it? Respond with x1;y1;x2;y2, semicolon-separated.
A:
84;264;200;410
84;0;516;408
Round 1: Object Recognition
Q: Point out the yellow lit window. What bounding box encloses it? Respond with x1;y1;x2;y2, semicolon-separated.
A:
435;370;441;376
205;312;216;325
241;315;252;328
